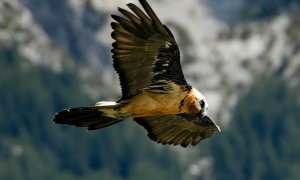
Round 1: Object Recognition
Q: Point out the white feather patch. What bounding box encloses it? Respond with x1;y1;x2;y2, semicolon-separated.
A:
95;101;118;107
191;88;205;100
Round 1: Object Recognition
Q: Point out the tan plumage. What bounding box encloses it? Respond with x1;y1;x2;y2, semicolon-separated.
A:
53;0;220;147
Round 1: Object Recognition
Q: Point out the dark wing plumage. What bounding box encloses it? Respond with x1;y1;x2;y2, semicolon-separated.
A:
134;114;220;147
53;107;124;130
112;0;189;99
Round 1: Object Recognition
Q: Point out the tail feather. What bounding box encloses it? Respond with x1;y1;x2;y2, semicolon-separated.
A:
53;106;124;130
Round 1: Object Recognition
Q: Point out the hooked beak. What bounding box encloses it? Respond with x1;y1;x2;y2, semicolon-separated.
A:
201;115;221;132
214;124;221;132
208;117;221;132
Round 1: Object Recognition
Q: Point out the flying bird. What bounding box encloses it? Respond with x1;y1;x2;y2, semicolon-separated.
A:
53;0;220;147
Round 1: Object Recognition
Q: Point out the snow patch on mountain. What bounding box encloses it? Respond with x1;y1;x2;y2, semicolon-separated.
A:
0;0;73;72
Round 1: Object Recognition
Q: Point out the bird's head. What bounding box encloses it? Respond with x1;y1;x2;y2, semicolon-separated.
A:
199;98;208;117
192;88;209;117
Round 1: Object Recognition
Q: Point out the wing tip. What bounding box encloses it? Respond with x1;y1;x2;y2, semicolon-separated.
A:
126;3;134;7
111;14;119;21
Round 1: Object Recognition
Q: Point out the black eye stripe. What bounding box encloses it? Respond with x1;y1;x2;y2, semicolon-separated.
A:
199;100;205;108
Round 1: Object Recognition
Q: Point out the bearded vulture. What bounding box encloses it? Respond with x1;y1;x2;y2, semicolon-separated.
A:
53;0;220;147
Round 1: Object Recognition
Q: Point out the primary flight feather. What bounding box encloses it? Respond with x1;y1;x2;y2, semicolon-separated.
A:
53;0;220;148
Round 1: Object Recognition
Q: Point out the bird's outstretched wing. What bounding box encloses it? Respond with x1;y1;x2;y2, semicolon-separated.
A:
112;0;189;99
134;114;220;147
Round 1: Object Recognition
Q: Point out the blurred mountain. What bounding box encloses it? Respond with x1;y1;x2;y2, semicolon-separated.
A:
1;0;300;179
0;0;72;71
238;0;300;21
210;67;300;180
19;0;111;69
206;0;300;22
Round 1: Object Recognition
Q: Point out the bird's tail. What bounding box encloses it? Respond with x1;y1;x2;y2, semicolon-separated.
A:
53;101;125;130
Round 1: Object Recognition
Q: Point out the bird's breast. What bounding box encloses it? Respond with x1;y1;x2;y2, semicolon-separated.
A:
119;83;200;117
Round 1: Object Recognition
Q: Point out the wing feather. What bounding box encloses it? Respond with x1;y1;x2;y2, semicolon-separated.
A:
127;3;153;29
112;0;190;99
138;0;168;35
134;114;220;147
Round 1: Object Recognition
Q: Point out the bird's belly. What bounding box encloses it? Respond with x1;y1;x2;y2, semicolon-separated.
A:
120;87;191;117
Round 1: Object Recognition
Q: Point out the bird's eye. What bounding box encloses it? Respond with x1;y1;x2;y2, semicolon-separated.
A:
199;100;205;108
